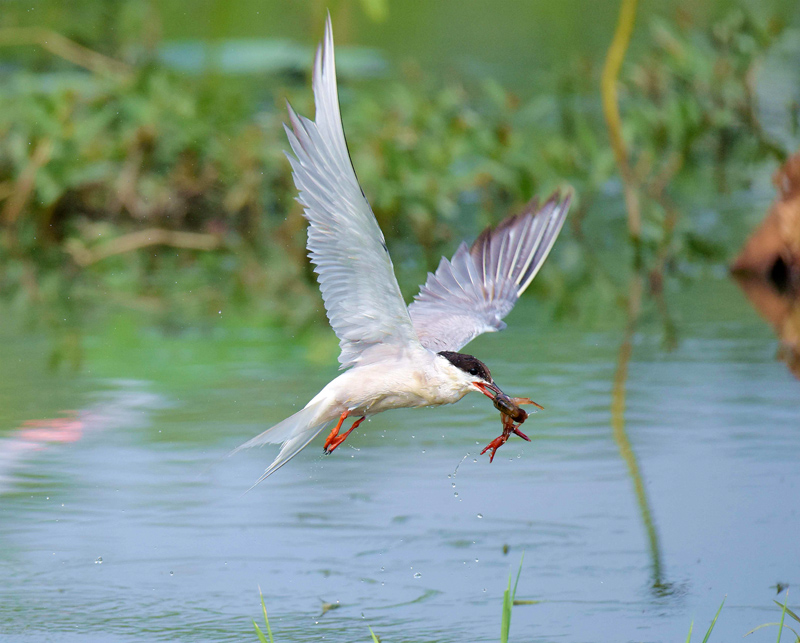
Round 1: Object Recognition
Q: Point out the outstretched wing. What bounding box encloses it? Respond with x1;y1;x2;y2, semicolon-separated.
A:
408;191;571;352
285;15;421;369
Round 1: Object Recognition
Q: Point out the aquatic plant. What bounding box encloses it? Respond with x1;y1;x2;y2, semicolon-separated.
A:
0;5;791;340
251;575;800;642
744;592;800;643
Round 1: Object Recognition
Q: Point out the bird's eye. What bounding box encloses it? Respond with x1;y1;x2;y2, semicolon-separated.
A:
469;367;479;376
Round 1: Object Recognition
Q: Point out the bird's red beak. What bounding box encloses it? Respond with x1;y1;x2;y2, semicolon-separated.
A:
473;381;545;410
472;381;504;400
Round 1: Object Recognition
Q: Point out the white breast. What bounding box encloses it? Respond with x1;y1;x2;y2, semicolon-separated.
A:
313;349;474;417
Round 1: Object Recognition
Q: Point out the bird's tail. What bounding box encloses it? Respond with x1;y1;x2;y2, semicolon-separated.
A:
230;400;332;487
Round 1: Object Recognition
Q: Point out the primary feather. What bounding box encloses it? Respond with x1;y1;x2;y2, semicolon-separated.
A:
408;191;571;352
284;16;422;370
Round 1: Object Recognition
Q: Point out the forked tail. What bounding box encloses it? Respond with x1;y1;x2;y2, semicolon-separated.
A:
230;401;331;487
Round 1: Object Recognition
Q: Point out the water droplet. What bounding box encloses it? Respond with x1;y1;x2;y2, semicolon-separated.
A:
451;482;455;488
483;588;487;593
413;572;422;579
169;571;174;576
421;450;425;454
472;458;477;463
475;558;479;563
94;557;103;564
477;513;483;519
380;566;385;572
454;491;459;497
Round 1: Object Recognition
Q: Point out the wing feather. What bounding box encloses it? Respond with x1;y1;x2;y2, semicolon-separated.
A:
408;191;571;352
285;15;420;369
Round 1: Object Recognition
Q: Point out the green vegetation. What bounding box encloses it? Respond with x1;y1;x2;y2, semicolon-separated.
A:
254;590;275;643
500;554;524;643
0;6;791;338
745;593;800;642
252;577;800;642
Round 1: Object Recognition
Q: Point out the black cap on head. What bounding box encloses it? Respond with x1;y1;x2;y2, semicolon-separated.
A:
438;351;492;382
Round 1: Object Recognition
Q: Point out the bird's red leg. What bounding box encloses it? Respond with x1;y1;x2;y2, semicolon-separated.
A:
323;411;349;453
324;416;365;454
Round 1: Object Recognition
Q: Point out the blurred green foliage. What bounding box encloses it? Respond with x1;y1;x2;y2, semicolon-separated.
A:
0;6;791;334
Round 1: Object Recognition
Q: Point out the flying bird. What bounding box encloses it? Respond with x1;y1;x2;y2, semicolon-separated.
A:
234;16;571;484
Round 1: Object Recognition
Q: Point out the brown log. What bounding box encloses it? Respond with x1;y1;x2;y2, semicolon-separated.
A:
731;152;800;289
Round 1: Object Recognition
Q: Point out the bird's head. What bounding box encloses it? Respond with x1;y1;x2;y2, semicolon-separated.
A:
437;351;505;401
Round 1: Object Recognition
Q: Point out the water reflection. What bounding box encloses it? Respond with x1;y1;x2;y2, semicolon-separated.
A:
610;272;669;593
1;281;798;642
0;382;162;494
731;152;800;379
734;276;800;379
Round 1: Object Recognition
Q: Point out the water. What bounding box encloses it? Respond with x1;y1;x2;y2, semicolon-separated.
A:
2;1;799;638
0;276;798;642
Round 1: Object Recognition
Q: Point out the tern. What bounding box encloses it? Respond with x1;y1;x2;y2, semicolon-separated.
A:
235;16;571;484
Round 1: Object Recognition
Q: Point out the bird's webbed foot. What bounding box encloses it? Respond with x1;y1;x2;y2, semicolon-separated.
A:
323;414;365;454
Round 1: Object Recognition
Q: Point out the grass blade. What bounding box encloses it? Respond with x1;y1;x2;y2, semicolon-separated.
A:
500;571;512;643
500;553;524;643
777;592;789;643
774;601;800;626
685;620;693;643
368;626;380;642
745;623;781;637
254;622;269;643
701;596;725;643
257;589;274;643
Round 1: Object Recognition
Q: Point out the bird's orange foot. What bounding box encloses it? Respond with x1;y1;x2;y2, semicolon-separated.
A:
323;415;365;455
323;411;349;453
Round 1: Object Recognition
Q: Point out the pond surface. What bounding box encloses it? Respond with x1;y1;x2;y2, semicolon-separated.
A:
1;275;798;643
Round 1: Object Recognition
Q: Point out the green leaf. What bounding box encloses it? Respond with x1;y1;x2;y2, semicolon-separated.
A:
701;596;725;643
745;623;782;637
778;592;789;643
511;552;524;602
259;590;274;643
368;626;380;642
500;572;512;643
774;601;800;626
501;553;524;643
253;621;269;643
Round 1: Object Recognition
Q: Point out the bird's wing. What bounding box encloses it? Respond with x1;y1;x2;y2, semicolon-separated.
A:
285;15;421;369
408;191;571;353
